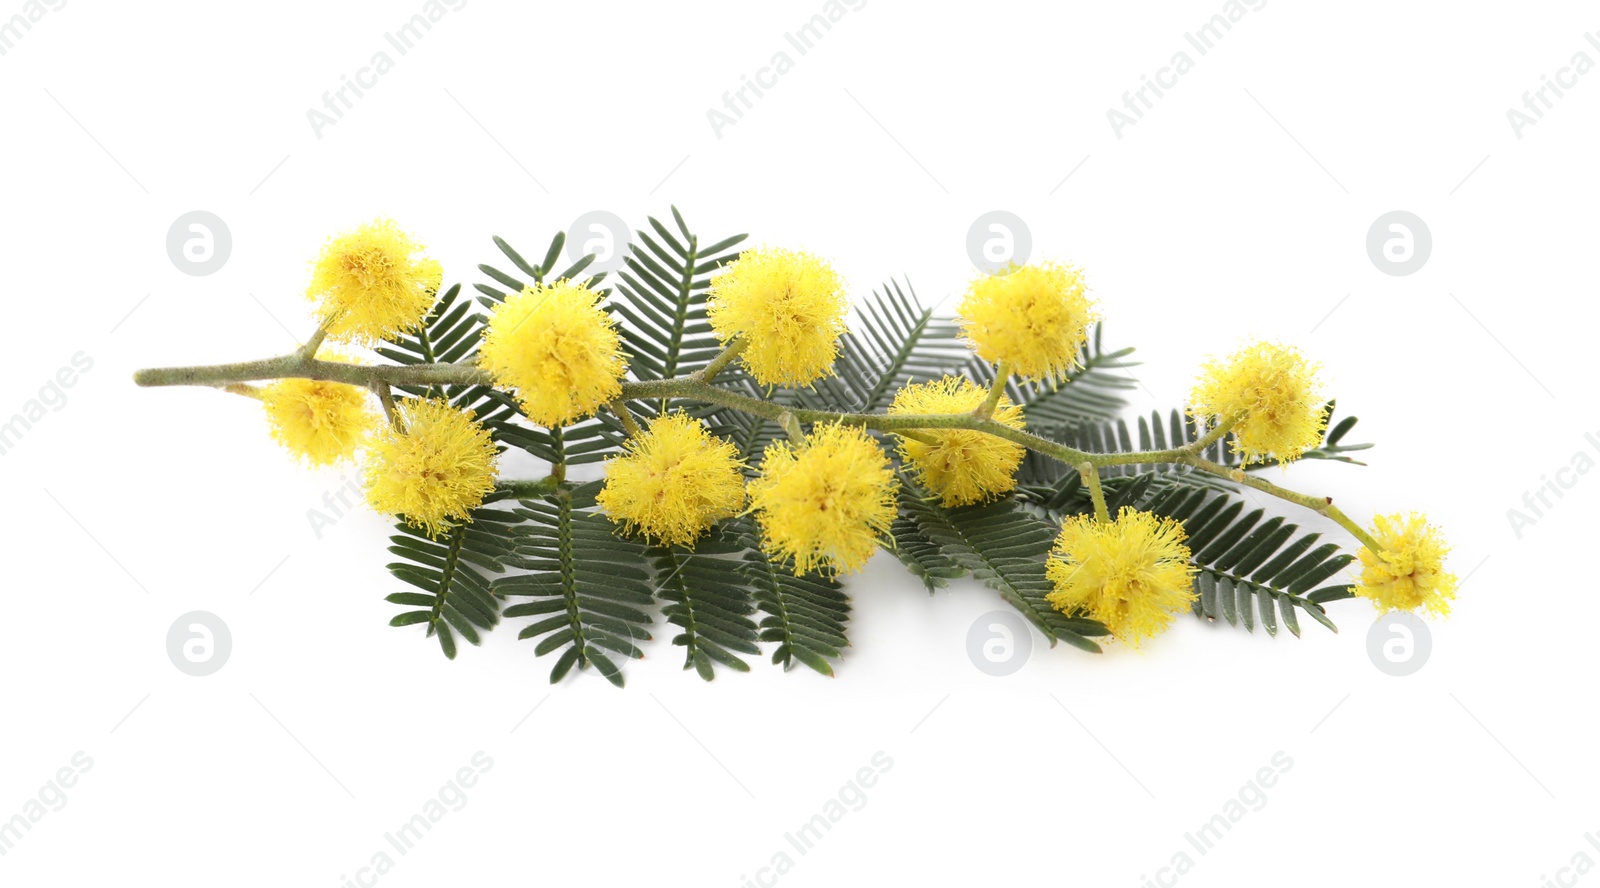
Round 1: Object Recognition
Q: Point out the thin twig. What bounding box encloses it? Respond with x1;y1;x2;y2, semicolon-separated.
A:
974;361;1010;420
694;336;748;384
373;381;401;431
608;398;643;437
1079;463;1110;523
133;351;1380;551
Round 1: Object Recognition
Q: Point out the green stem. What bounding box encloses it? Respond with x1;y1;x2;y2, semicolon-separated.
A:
496;476;562;499
1177;454;1379;551
609;398;643;437
974;361;1010;420
694;336;748;384
1190;414;1239;454
133;353;1381;550
1079;463;1110;522
776;411;805;443
135;354;491;389
374;381;401;431
298;317;333;360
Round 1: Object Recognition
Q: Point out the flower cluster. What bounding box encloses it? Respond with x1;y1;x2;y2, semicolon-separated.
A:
595;413;745;547
306;219;442;345
232;220;1460;659
260;369;377;467
254;222;500;537
1046;508;1197;647
364;398;500;538
479;279;627;427
1189;340;1327;465
706;246;850;387
957;261;1097;381
888;376;1024;506
747;423;899;576
1354;512;1458;616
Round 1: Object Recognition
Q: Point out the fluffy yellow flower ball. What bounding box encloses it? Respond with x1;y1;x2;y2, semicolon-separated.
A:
1355;512;1458;617
596;413;747;547
260;376;377;466
307;219;442;345
479;280;627;427
957;261;1098;382
748;423;898;576
1045;507;1197;647
888;376;1026;506
364;398;499;538
706;247;848;387
1189;341;1327;466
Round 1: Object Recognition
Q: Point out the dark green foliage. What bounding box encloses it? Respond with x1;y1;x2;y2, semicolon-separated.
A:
473;230;604;307
493;416;624;468
385;500;519;659
738;520;851;676
374;283;518;426
888;485;968;592
897;480;1110;653
371;208;1375;679
1140;484;1355;636
609;207;746;385
494;483;654;688
1019;402;1371;488
801;278;969;415
653;525;761;680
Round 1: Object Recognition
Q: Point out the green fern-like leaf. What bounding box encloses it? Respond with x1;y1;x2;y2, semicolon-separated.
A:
494;483;653;687
1019;402;1371;488
385;500;519;659
493;416;625;468
736;520;851;676
474;231;605;307
801;278;968;415
887;485;968;592
653;526;761;680
898;481;1109;652
610;207;746;385
374;283;518;426
1141;484;1355;636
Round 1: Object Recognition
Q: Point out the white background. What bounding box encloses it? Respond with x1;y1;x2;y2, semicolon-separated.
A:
1;1;1594;885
